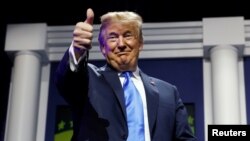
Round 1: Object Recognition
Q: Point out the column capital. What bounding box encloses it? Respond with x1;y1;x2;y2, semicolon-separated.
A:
4;23;49;64
203;17;245;58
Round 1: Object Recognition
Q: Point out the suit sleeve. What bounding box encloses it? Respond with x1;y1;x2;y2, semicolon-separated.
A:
174;86;197;141
54;49;89;108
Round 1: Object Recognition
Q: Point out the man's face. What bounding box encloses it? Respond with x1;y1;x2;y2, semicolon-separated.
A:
101;22;143;72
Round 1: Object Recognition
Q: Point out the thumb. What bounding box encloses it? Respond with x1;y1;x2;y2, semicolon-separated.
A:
84;8;94;25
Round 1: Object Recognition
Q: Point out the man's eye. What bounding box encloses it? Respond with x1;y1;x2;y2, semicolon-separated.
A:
108;36;116;39
124;34;132;37
124;34;134;39
107;36;117;42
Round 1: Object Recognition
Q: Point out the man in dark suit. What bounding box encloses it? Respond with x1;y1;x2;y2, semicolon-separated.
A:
55;8;196;141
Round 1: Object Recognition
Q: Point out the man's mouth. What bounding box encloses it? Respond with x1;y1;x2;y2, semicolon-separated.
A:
116;52;128;56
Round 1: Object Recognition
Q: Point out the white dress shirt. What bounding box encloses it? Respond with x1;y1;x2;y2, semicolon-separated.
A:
69;45;151;141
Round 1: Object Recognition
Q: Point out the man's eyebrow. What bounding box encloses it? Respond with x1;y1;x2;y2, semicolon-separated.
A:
124;29;133;33
107;32;118;36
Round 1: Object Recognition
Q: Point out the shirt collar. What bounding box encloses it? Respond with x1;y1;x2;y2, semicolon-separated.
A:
132;67;140;79
118;66;140;79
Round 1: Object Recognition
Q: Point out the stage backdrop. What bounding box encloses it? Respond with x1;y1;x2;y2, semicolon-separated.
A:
46;58;204;141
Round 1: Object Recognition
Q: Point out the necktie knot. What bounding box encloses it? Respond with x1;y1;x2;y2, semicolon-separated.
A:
122;71;133;88
122;71;132;77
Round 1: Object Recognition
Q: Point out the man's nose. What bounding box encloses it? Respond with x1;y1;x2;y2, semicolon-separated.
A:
117;36;126;49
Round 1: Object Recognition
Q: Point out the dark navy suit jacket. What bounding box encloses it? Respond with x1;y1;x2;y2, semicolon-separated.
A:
55;51;197;141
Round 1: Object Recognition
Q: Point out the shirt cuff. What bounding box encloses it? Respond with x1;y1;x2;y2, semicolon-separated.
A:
68;43;87;72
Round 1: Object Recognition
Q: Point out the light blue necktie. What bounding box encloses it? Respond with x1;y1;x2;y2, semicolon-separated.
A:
122;71;145;141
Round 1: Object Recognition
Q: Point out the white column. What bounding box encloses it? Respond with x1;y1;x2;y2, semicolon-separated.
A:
4;23;48;141
203;17;245;140
210;45;240;124
5;51;41;141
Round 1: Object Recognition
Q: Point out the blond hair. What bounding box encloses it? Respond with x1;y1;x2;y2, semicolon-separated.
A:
98;11;143;46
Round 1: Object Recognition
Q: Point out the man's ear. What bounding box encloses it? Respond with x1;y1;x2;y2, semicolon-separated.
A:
101;46;106;56
139;44;143;51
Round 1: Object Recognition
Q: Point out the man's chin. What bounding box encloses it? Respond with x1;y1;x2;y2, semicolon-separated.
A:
119;55;129;62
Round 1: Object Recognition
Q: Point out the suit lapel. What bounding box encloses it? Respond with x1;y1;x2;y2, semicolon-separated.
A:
100;65;159;135
100;67;127;121
140;71;159;135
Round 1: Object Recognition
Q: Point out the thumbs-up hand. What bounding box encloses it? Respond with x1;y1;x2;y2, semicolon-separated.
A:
72;8;94;56
85;8;94;25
